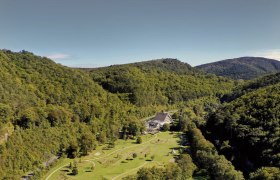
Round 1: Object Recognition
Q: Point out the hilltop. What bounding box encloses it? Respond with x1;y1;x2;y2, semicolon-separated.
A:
196;57;280;80
81;58;194;74
87;58;234;107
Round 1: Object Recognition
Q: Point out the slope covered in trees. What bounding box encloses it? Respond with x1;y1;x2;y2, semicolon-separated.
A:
87;58;235;107
0;51;236;179
0;50;144;178
2;50;278;179
205;73;280;178
196;57;280;80
222;73;280;102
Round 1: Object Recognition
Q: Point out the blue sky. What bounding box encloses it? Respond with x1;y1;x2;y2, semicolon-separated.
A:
0;0;280;67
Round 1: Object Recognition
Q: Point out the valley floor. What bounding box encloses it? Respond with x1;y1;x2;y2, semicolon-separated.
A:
43;131;185;180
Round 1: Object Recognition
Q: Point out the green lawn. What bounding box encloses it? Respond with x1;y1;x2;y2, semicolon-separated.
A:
44;131;183;180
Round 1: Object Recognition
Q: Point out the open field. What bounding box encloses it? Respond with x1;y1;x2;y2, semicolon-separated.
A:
44;131;184;180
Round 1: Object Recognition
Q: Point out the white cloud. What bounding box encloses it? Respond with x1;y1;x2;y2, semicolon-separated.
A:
255;49;280;60
46;53;71;60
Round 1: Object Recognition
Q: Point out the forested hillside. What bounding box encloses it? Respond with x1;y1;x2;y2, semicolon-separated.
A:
87;58;235;107
0;50;144;178
205;73;280;178
0;51;236;179
1;50;279;179
222;73;280;102
196;57;280;80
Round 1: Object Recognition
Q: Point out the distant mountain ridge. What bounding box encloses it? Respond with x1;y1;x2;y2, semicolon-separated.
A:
196;57;280;80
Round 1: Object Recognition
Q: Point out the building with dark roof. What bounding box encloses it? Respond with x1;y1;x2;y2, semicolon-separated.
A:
146;112;173;131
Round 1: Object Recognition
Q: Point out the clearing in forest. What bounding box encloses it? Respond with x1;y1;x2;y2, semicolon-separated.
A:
44;131;184;180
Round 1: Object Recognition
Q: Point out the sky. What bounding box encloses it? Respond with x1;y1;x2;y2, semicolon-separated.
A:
0;0;280;67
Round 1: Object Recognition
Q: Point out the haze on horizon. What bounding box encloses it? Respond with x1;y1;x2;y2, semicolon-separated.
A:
0;0;280;67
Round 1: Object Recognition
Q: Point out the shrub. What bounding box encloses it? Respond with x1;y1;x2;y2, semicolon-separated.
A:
136;136;142;144
72;166;78;175
162;124;170;131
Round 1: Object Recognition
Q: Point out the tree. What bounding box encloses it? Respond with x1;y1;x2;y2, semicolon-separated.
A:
0;103;12;124
249;167;280;180
176;154;197;178
165;163;183;180
178;116;189;132
72;165;78;175
137;167;165;179
66;141;80;158
79;132;96;155
137;168;154;179
162;123;170;131
136;136;142;144
127;121;140;136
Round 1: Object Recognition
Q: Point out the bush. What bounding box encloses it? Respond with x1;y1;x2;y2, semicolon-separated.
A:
162;124;170;131
136;136;142;144
108;141;115;148
72;166;78;175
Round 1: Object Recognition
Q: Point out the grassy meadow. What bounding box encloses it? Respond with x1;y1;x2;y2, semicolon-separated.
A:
44;131;184;180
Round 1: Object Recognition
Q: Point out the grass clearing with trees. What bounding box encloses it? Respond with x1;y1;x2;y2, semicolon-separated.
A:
44;131;184;180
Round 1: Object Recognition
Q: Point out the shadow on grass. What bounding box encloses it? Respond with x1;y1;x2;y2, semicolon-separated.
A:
169;147;181;150
67;173;75;176
60;169;69;173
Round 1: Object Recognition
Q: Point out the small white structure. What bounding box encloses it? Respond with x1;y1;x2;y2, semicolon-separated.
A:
147;112;173;131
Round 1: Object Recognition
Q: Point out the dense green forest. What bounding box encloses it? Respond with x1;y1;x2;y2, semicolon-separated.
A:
0;51;235;179
86;58;234;107
205;73;280;178
0;50;279;179
196;57;280;80
222;73;280;102
0;50;143;178
127;100;244;180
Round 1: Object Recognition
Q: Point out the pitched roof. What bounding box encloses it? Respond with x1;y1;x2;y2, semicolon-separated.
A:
153;112;171;121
